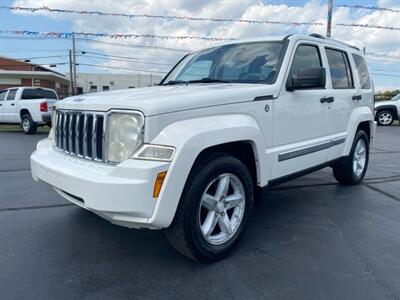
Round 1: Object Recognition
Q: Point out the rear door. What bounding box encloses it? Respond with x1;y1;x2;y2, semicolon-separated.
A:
0;90;7;122
3;88;18;123
323;47;355;160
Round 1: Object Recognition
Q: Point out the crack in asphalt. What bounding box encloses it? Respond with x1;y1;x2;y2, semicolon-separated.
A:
364;184;400;202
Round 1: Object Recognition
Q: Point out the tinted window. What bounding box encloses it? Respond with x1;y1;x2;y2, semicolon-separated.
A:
21;88;57;100
164;42;285;84
6;89;17;100
290;45;322;77
352;54;371;89
326;48;353;89
0;90;6;101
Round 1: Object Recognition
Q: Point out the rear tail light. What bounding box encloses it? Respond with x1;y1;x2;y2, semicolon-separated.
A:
40;102;48;112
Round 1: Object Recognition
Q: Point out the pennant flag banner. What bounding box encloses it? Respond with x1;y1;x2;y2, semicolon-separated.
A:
0;30;236;41
335;23;400;31
0;5;324;27
337;5;400;13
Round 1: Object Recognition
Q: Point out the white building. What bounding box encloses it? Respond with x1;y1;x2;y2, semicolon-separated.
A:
66;72;163;94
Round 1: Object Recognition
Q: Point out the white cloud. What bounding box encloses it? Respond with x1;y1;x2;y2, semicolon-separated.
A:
11;0;400;90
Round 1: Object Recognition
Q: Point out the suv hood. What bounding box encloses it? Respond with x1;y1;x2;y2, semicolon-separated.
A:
57;84;277;116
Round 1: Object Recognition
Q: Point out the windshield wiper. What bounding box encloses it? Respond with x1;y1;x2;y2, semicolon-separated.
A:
163;80;188;85
187;77;231;84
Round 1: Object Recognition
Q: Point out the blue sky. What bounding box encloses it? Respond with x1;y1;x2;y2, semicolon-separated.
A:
0;0;399;91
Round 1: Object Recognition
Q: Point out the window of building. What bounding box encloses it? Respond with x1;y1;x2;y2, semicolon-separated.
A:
6;89;17;100
102;86;110;91
325;48;354;89
352;54;371;89
77;87;83;95
90;85;97;93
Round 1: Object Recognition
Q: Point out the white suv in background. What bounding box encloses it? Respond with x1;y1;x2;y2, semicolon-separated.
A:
374;93;400;126
31;34;375;262
0;87;58;134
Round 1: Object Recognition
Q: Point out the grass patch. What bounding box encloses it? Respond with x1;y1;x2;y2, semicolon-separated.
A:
0;124;50;133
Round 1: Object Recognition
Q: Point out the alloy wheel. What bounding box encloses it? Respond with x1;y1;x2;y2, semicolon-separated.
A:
199;173;245;245
353;139;367;177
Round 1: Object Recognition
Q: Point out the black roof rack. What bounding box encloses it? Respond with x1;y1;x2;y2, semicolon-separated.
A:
309;33;325;39
309;33;361;52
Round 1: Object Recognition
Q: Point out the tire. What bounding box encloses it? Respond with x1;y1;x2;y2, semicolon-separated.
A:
165;153;254;262
376;110;394;126
332;130;369;185
21;114;37;135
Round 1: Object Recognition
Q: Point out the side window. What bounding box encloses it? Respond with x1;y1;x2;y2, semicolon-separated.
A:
325;48;354;89
352;54;371;89
0;90;7;101
178;60;212;81
6;89;17;100
290;44;322;77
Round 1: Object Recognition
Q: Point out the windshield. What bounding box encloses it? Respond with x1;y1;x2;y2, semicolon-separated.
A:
21;88;58;100
391;94;400;101
163;41;285;85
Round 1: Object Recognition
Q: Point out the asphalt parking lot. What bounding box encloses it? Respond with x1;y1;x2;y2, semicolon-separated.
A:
1;126;399;300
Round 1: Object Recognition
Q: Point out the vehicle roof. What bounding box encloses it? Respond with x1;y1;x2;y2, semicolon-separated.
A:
197;34;362;55
1;86;57;92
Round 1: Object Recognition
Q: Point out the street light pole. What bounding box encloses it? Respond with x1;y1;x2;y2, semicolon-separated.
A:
327;0;333;37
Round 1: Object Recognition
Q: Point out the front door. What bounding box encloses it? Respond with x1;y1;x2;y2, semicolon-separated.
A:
272;42;330;179
0;90;7;122
3;88;18;123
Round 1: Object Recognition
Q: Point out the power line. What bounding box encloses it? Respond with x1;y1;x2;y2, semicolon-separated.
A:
78;52;174;66
370;72;400;78
76;63;167;73
0;35;191;52
14;55;68;60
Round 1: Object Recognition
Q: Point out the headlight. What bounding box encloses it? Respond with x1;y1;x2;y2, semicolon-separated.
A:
106;111;144;163
133;144;175;162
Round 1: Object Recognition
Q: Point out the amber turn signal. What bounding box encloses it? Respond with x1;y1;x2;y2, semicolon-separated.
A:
153;171;167;198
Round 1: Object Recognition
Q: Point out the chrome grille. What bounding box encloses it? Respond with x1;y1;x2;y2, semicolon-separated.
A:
55;110;105;162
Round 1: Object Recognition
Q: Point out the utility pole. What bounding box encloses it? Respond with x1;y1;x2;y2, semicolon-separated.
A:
69;50;74;96
327;0;333;37
72;32;77;95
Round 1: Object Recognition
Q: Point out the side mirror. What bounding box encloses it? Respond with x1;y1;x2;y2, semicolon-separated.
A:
286;67;326;91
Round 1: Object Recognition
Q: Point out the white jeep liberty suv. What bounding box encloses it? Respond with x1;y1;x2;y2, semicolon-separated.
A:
31;34;376;262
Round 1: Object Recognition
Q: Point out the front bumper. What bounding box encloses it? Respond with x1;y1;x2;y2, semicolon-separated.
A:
31;139;170;229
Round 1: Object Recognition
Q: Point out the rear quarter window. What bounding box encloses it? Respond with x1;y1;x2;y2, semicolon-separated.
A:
352;54;371;89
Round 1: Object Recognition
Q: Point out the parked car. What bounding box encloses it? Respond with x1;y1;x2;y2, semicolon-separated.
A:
374;93;400;126
31;34;376;262
0;87;58;134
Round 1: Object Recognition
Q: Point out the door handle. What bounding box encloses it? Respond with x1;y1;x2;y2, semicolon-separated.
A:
10;103;15;106
352;95;362;101
320;96;334;103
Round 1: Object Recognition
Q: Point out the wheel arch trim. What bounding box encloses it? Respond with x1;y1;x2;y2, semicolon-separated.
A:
146;114;267;228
